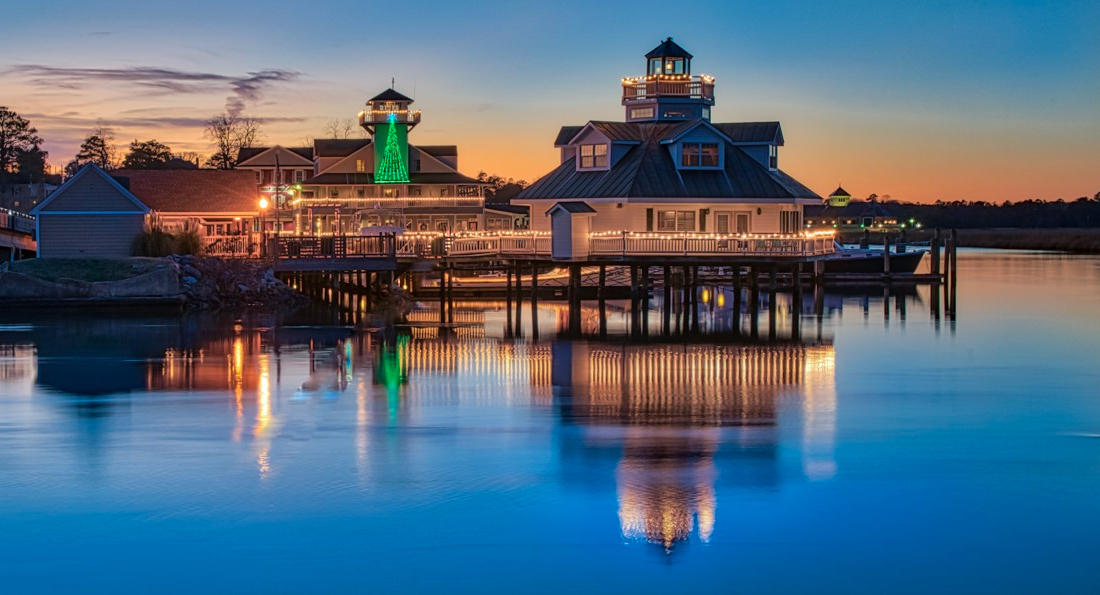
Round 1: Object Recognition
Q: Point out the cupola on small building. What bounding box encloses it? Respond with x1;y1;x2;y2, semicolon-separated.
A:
514;38;821;237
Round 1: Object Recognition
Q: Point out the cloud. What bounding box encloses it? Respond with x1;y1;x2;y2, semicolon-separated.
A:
2;65;300;115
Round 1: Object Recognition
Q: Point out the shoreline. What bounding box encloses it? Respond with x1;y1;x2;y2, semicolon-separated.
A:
842;228;1100;254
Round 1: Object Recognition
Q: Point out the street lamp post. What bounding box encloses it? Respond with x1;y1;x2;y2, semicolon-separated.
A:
259;197;270;257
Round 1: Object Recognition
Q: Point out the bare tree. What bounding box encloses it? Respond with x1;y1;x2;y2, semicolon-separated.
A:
204;113;263;169
323;118;356;139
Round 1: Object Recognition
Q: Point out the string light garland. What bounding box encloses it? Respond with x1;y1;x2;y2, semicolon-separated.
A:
376;113;410;184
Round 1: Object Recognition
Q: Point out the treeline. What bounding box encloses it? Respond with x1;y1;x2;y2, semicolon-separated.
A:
880;196;1100;229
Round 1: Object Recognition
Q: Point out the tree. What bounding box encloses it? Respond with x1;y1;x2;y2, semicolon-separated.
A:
323;118;357;139
68;126;118;174
0;107;43;190
477;171;529;202
122;139;174;169
14;145;48;183
204;113;262;169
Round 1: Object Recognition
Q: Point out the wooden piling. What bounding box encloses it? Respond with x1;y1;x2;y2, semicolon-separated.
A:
598;265;608;337
505;265;513;336
641;266;650;337
661;265;671;336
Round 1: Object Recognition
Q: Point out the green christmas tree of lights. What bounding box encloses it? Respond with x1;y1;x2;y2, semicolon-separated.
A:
376;112;409;184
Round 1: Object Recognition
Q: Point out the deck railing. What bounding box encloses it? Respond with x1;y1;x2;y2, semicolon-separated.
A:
622;75;715;102
587;231;835;258
275;234;395;260
201;234;258;258
0;208;35;235
447;232;551;257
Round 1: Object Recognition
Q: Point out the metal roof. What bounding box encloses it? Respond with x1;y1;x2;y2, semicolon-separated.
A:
302;172;484;185
645;37;693;60
554;126;585;146
546;201;597;216
518;121;817;201
712;122;783;145
314;139;371;158
369;88;414;102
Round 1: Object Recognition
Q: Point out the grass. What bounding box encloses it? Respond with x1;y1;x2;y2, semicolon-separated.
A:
8;258;171;283
952;228;1100;253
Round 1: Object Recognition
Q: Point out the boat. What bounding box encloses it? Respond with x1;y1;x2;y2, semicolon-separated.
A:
822;243;925;274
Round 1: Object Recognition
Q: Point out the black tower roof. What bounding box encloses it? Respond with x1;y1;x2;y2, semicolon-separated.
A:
369;88;413;102
645;37;693;60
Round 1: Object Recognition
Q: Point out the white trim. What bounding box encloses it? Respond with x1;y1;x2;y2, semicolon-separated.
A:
30;164;150;215
659;120;734;146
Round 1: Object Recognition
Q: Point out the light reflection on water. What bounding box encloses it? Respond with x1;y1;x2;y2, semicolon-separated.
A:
0;251;1098;592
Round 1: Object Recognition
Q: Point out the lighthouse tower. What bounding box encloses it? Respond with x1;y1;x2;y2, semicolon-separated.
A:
359;88;421;183
621;37;715;123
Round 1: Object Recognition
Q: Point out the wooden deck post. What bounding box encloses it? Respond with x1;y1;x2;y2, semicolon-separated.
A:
661;265;671;336
514;261;523;337
949;229;958;318
690;265;700;334
530;264;540;341
505;265;513;337
569;264;582;336
732;266;743;336
598;265;608;337
438;268;447;324
931;228;941;278
883;235;892;276
447;264;455;324
641;265;650;337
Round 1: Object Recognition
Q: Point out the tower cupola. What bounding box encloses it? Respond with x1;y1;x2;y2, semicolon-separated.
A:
360;87;419;184
622;37;715;123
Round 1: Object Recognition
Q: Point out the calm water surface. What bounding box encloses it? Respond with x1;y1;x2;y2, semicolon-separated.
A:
1;250;1098;593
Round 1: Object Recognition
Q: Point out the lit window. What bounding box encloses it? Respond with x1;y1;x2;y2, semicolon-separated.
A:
630;107;655;120
356;159;365;172
657;210;696;231
681;143;719;167
579;144;608;169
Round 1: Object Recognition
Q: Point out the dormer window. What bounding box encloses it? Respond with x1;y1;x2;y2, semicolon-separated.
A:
681;142;720;168
579;144;608;169
769;145;778;170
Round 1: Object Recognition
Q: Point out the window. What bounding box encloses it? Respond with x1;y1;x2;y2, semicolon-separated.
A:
458;185;478;197
769;145;778;170
329;187;339;198
254;171;262;184
780;211;802;233
681;143;720;168
356;159;366;173
413;159;420;172
440;187;450;197
356;187;365;198
657;210;696;231
579;144;608;169
295;169;306;183
408;185;422;197
630;107;655;120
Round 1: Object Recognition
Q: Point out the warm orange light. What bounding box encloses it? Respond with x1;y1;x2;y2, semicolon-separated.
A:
258;197;270;209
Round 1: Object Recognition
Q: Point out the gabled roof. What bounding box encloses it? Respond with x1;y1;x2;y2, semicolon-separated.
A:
658;119;733;145
369;88;413;102
712;122;784;145
417;145;458;158
546;201;596;216
646;37;692;60
113;170;260;214
31;164;150;215
554;126;585;146
314;138;371;158
829;186;851;197
236;145;315;167
517;120;819;201
485;204;529;215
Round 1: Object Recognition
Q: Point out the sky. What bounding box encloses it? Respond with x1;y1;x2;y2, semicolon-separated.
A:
2;0;1097;203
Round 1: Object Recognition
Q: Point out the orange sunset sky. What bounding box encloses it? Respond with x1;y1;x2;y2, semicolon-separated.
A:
2;0;1097;203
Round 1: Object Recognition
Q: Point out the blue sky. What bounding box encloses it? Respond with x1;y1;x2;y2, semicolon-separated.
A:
2;0;1097;201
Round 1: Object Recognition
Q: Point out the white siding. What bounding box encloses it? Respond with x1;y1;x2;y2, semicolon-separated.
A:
550;213;573;259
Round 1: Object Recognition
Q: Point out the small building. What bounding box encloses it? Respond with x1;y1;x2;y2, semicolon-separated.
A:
236;87;490;235
484;204;530;231
113;169;260;237
804;190;904;233
31;164;150;259
514;39;821;235
547;201;596;259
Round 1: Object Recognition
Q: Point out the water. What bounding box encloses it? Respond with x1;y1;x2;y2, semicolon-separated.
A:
1;250;1098;593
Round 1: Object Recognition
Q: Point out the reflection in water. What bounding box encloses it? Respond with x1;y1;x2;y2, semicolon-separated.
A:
553;340;836;552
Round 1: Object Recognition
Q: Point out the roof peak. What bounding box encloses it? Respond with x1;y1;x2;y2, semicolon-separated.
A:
369;88;413;103
645;37;693;60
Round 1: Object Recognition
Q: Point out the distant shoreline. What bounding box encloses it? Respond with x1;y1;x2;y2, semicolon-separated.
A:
844;228;1100;254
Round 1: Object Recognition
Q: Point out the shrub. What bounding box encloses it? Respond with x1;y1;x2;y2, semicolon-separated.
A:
134;224;176;257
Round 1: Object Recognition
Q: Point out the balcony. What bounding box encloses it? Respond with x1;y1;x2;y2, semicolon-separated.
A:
358;109;421;128
621;74;715;103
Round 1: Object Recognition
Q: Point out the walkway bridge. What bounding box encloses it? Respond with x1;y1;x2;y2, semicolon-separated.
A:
0;208;36;259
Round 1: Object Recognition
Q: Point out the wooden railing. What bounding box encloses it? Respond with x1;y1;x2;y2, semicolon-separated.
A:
0;208;35;235
201;234;258;258
588;232;835;258
447;232;551;257
622;75;715;102
275;235;395;260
